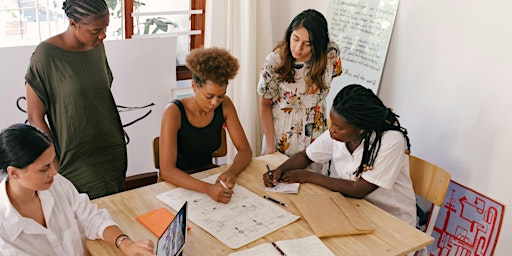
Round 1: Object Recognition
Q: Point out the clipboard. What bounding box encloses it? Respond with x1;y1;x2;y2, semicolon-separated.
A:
291;192;374;237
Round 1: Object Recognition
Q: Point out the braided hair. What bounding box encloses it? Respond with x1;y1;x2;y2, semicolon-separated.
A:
62;0;108;22
0;124;52;173
332;84;411;177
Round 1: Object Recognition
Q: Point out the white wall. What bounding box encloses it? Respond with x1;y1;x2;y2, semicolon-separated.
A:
269;0;511;254
0;37;177;177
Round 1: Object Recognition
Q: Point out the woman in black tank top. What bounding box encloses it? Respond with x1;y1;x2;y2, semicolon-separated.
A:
158;47;252;204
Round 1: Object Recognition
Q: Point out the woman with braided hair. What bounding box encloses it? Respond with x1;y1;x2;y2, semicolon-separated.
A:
263;84;416;226
25;0;127;199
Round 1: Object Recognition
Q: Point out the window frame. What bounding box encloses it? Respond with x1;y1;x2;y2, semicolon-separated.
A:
123;0;205;81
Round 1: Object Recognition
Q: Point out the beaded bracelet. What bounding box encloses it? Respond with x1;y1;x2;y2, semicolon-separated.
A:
115;234;130;249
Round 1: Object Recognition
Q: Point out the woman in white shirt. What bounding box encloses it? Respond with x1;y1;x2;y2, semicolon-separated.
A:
263;84;416;226
0;124;155;256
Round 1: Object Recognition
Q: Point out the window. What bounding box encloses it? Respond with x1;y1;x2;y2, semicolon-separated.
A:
0;0;205;80
0;0;68;47
124;0;205;80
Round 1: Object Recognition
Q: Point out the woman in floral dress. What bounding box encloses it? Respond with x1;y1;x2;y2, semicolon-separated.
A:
258;9;342;158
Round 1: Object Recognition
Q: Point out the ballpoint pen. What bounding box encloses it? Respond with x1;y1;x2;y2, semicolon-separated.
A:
272;242;287;256
263;195;288;207
219;180;231;193
266;164;274;181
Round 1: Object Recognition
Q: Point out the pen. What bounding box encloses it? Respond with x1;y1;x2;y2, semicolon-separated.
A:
219;180;231;193
263;195;288;207
266;164;274;181
272;242;287;256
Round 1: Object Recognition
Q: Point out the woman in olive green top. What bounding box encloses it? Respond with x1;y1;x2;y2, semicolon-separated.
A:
25;0;126;199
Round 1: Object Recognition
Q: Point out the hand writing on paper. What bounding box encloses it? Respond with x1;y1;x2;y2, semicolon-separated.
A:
263;167;283;187
217;171;236;188
280;169;312;184
207;182;233;204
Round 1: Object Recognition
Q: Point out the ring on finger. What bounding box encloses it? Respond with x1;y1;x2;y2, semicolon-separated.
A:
225;189;230;194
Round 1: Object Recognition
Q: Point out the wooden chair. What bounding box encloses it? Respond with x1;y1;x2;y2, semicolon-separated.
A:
153;127;228;169
409;155;451;256
124;172;158;191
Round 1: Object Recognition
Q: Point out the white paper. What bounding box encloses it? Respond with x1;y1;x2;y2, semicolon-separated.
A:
264;182;300;194
156;174;299;249
229;235;334;256
229;243;282;256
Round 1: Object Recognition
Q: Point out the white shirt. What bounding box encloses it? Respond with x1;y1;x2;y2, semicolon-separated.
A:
306;130;417;226
0;174;117;256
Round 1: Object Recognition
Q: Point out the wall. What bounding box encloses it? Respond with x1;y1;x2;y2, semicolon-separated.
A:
269;0;511;254
0;37;177;177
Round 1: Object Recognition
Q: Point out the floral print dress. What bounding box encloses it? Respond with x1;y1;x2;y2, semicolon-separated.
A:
257;41;343;156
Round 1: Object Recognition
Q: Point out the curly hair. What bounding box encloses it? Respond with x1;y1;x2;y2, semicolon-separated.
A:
186;47;239;86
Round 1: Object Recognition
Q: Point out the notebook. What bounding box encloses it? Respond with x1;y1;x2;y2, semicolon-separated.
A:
137;208;176;237
228;235;334;256
155;201;188;256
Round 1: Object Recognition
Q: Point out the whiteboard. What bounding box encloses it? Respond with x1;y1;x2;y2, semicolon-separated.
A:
326;0;399;112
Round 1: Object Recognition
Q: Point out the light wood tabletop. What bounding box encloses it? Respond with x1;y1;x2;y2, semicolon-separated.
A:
86;152;433;256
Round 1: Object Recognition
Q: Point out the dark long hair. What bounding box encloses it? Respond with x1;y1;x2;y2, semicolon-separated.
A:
274;9;330;90
332;84;411;177
0;124;52;173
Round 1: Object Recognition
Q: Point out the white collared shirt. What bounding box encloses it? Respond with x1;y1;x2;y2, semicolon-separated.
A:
0;174;117;256
306;130;417;226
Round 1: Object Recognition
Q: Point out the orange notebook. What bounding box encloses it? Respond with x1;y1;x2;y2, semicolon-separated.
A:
137;208;175;237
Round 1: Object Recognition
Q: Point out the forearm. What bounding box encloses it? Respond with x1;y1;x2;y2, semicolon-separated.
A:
259;97;276;148
160;167;212;194
102;225;133;252
275;150;312;173
28;118;51;136
308;175;378;199
26;83;53;139
224;147;252;177
102;225;155;256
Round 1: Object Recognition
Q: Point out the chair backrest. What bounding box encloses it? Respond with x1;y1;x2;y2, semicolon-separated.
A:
409;154;451;253
409;155;451;207
212;128;227;158
153;136;161;169
152;128;227;169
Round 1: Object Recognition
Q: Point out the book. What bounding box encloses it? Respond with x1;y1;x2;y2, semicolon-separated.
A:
137;208;190;237
228;235;334;256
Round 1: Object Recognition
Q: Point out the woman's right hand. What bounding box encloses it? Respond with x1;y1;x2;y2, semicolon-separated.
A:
263;168;283;187
206;183;233;203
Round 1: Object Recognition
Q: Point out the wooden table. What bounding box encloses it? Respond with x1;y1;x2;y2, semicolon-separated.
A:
86;152;433;256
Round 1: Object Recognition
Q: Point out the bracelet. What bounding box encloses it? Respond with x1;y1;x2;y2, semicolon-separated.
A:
115;234;130;249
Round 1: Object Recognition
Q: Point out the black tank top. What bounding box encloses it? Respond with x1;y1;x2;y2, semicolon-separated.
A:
173;99;225;173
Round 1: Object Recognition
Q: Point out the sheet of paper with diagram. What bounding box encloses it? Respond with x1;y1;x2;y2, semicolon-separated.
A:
156;174;300;249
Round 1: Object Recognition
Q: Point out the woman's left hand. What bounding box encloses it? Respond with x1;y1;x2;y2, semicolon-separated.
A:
280;169;312;184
